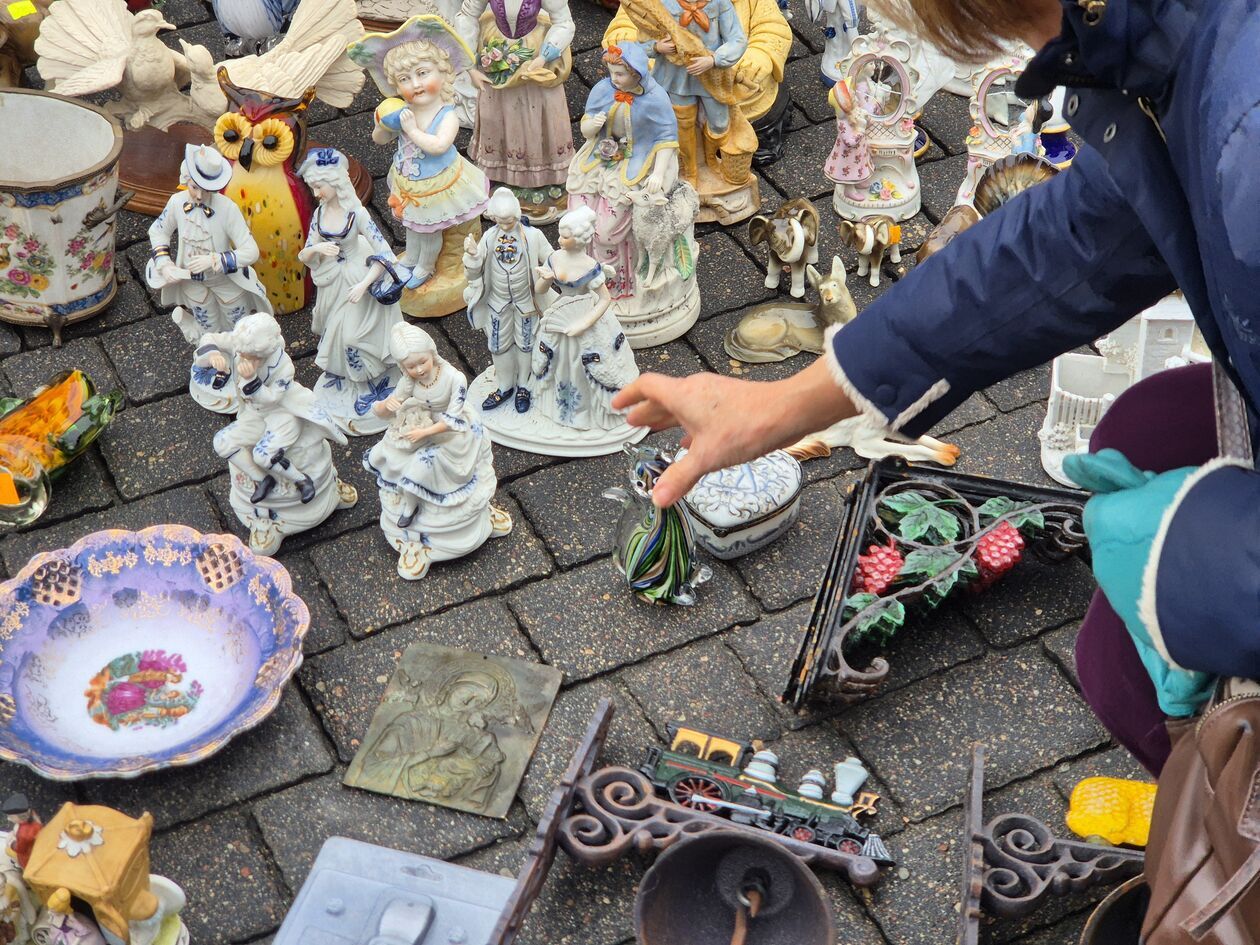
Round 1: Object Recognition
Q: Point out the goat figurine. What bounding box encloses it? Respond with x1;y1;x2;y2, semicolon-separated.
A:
837;215;901;288
724;255;856;363
748;198;821;299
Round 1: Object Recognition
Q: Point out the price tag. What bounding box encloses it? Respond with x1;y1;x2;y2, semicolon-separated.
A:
6;1;38;20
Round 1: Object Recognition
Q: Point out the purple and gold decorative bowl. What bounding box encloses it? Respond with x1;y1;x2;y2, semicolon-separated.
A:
0;525;309;780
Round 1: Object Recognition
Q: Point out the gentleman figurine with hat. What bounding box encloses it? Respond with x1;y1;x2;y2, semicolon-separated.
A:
146;144;274;344
3;793;41;869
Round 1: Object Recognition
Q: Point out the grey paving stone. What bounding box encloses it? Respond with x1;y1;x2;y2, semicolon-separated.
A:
986;363;1052;413
760;122;837;201
18;262;157;349
0;760;79;812
150;812;288;945
1009;911;1093;945
24;450;117;531
959;555;1096;647
572;44;609;89
97;394;227;498
571;0;613;52
844;645;1109;820
0;482;220;573
313;495;553;635
312;115;390;179
696;230;778;319
509;430;678;569
275;552;349;655
621;637;788;742
0;324;20;359
510;556;760;680
636;338;708;379
918;91;972;157
783;54;833;124
950;402;1056;486
785;0;826;54
929;391;998;436
163;0;216;27
1051;745;1152;803
725;600;812;704
516;675;657;823
3;337;122;402
253;770;526;891
115;208;157;251
82;687;335;831
493;444;568;484
819;881;890;945
845;604;989;698
99;310;192;403
298;598;536;762
733;478;845;611
1042;621;1081;688
916;152;970;223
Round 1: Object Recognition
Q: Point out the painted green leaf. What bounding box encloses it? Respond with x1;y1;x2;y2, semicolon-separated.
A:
900;547;958;578
898;503;961;543
881;491;932;515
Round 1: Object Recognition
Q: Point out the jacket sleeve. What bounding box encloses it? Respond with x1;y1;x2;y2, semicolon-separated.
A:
827;144;1178;437
1142;461;1260;681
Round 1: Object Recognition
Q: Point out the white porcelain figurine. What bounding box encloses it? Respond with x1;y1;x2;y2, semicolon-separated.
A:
190;311;358;554
297;147;404;436
364;322;513;580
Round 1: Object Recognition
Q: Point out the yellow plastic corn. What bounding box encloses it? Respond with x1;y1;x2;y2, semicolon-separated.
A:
1066;777;1157;847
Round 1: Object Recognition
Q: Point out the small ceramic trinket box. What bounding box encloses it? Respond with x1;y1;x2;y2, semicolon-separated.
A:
681;449;803;559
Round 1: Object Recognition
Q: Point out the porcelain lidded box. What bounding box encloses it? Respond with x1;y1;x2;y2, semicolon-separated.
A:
681;449;803;559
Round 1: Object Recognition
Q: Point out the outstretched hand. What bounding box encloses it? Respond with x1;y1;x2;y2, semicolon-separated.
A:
612;359;857;507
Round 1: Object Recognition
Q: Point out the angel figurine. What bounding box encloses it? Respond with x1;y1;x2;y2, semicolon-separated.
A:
190;312;358;554
348;15;489;304
297;147;403;436
364;322;512;581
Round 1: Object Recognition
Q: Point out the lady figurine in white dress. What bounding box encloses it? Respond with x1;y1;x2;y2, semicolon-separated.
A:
298;148;404;436
532;206;640;432
364;322;512;580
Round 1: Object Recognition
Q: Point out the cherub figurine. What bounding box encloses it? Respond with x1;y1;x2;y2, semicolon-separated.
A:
146;145;273;344
364;322;512;580
456;0;576;223
297;147;404;436
568;41;700;347
462;187;556;415
349;15;490;296
190;312;357;554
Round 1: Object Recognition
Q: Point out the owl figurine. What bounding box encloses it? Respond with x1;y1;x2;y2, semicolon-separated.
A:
213;67;316;315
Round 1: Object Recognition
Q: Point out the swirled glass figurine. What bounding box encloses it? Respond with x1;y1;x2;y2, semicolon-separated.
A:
604;444;711;605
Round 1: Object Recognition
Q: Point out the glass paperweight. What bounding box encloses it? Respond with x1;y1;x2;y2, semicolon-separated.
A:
604;445;712;606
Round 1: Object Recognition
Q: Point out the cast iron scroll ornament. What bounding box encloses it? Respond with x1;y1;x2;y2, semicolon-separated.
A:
557;764;884;888
957;745;1145;945
786;460;1089;710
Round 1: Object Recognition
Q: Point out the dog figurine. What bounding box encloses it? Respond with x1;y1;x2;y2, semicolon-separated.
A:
748;198;821;299
837;215;901;288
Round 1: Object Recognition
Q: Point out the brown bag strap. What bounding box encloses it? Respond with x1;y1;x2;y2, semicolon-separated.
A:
1182;846;1260;939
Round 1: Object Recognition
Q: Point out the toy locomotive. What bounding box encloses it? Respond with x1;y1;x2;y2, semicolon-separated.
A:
640;725;894;864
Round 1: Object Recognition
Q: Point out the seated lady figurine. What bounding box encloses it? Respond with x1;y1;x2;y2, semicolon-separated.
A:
298;148;404;436
190;312;358;554
364;322;513;580
348;15;489;318
568;42;700;349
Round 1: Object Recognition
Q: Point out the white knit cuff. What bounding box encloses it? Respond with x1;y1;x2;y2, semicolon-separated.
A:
822;324;951;433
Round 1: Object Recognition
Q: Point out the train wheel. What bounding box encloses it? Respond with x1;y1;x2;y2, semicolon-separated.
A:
838;839;862;855
670;776;724;812
791;825;816;843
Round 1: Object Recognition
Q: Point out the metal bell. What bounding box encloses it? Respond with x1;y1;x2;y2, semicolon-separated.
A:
634;832;834;945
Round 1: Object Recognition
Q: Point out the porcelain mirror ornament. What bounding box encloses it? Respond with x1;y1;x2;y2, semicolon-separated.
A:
364;322;514;581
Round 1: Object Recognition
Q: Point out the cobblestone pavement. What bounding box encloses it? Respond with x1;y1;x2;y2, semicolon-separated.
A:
0;3;1137;943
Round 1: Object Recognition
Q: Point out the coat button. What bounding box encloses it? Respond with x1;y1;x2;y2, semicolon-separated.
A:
1066;94;1079;116
1103;123;1117;142
875;384;896;406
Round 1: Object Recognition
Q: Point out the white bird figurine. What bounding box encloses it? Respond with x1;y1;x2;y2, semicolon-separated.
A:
34;0;364;134
213;0;303;56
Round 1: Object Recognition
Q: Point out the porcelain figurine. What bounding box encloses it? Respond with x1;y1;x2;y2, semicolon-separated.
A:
364;323;512;580
147;144;274;344
190;312;357;554
831;29;921;222
805;0;858;86
724;255;854;363
824;78;873;195
349;14;488;318
748;198;820;299
567;41;701;348
456;0;576;224
954;55;1032;207
463;187;555;415
604;0;791;178
605;444;711;605
837;215;900;288
213;0;300;57
680;447;803;558
36;0;365;133
0;1;51;89
468;206;646;456
2;795;40;870
1039;86;1077;168
297;148;403;436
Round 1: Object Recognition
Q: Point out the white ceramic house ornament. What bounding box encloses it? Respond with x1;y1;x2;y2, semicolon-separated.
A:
190;312;358;554
467;206;647;457
1039;294;1206;485
955;54;1033;207
831;29;921;222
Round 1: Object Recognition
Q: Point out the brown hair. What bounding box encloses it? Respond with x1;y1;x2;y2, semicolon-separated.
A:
874;0;1056;63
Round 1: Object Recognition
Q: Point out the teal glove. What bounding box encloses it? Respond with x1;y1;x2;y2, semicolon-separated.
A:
1063;448;1216;717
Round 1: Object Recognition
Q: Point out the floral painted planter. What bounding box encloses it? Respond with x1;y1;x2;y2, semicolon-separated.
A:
0;90;129;344
0;525;309;779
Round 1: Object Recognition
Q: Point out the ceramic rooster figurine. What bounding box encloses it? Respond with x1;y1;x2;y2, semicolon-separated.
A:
605;445;711;606
213;0;302;56
35;0;364;133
